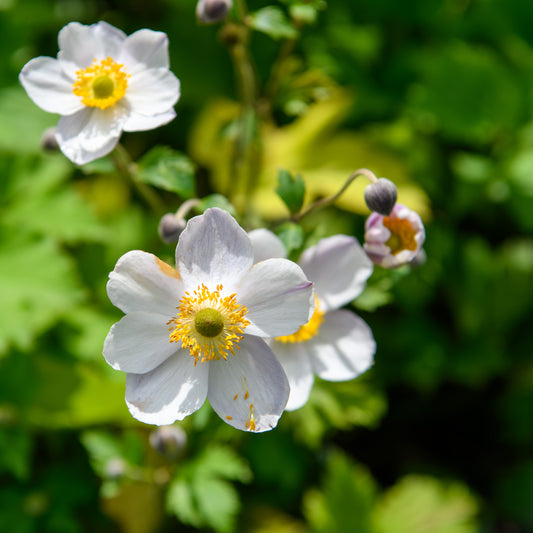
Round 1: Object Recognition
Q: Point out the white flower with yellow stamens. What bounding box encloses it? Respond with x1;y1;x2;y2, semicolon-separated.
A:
19;21;180;165
249;230;376;411
103;208;314;432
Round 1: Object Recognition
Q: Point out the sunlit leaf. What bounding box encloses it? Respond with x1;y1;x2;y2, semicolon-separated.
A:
373;476;480;533
137;146;196;198
249;7;298;40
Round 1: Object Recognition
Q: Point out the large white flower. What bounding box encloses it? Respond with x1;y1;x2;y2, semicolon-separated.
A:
19;21;180;165
249;230;376;411
103;208;313;432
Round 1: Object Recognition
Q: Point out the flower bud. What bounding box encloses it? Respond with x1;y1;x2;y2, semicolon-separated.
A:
149;425;187;460
196;0;232;24
158;213;187;244
364;203;425;269
40;127;59;152
364;178;398;216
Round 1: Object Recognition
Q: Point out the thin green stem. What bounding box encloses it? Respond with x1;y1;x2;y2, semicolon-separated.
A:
291;168;378;222
111;144;165;214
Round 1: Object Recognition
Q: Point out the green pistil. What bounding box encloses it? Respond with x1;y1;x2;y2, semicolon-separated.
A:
195;308;224;338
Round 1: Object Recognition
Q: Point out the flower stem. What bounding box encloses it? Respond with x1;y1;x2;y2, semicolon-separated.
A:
291;168;378;222
222;1;262;214
111;144;165;214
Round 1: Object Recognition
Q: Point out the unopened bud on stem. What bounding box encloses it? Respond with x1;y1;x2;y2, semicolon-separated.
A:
40;127;59;152
196;0;232;24
364;178;398;216
149;425;187;460
158;213;187;244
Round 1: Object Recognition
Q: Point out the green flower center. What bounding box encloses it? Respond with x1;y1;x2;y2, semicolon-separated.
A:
194;308;224;338
92;76;116;99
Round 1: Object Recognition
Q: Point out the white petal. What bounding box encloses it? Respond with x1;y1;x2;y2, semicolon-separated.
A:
237;258;313;337
176;208;253;291
119;29;170;72
207;335;289;432
56;107;125;164
19;57;82;115
107;250;183;315
126;352;209;425
309;309;375;381
125;68;180;116
270;341;314;411
103;311;180;374
122;109;176;132
299;235;373;312
57;21;127;77
248;228;287;263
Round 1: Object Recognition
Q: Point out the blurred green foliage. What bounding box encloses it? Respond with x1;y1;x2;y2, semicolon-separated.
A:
1;0;532;532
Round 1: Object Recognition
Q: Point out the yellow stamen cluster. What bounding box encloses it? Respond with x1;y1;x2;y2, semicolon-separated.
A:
383;216;418;255
168;284;250;365
72;57;129;109
276;296;324;344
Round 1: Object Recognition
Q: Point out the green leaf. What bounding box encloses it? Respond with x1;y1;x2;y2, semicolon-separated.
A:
137;146;196;198
373;476;479;533
276;222;304;257
276;168;306;215
194;445;252;483
167;445;251;533
1;155;108;243
193;477;240;533
81;430;123;477
0;237;84;355
197;194;237;216
0;86;57;154
0;427;33;481
303;449;376;533
166;478;202;527
249;7;298;40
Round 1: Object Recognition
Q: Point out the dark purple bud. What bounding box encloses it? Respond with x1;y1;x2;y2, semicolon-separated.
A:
364;178;398;216
158;213;187;244
40;127;59;152
196;0;232;24
149;425;187;460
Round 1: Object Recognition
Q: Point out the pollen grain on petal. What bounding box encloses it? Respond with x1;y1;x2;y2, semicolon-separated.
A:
155;257;181;279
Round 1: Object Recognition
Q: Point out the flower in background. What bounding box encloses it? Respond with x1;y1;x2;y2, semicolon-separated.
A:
103;208;313;432
249;231;376;411
19;21;180;165
364;203;425;268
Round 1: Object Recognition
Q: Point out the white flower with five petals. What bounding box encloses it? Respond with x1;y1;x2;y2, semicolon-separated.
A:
103;208;314;432
249;230;376;411
19;21;180;165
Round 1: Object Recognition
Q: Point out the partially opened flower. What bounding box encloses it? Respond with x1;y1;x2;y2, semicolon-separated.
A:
249;231;376;411
103;208;313;432
19;21;180;164
364;203;425;268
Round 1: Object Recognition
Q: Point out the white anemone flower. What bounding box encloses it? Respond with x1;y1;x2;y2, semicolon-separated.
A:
249;230;376;411
19;21;180;165
103;208;313;432
364;203;425;268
